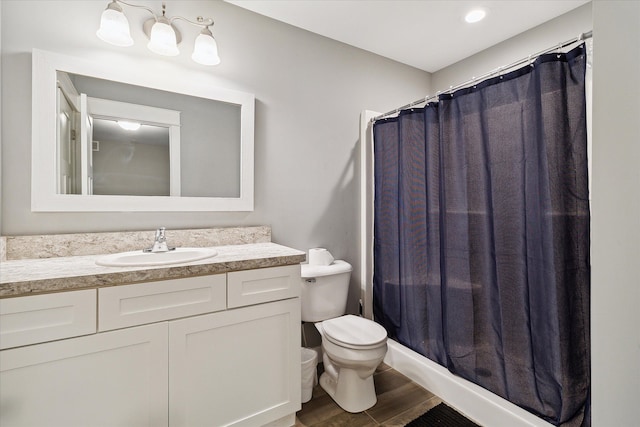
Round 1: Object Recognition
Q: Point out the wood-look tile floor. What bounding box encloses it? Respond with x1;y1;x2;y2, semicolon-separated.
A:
295;363;443;427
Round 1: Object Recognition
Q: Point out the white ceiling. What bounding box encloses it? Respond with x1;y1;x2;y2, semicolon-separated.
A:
227;0;590;73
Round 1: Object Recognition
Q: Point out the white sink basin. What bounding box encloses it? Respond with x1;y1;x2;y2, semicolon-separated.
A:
96;247;218;267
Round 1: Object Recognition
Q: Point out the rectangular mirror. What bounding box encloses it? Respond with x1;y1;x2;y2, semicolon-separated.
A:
32;49;254;211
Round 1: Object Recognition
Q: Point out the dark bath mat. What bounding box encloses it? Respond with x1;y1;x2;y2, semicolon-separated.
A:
405;402;480;427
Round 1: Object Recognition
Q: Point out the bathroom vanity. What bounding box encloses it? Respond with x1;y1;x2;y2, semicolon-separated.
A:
0;227;306;427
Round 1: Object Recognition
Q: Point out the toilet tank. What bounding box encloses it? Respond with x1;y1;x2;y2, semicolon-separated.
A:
300;260;352;322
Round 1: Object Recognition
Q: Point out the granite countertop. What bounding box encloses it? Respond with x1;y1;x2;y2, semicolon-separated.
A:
0;242;306;298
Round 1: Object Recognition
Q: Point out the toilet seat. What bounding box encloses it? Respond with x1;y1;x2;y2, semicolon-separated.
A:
322;315;387;350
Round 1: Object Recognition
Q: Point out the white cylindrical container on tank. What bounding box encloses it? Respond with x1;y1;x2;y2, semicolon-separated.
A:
308;248;335;266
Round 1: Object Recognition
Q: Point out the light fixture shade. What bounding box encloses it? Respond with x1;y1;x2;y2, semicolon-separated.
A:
96;3;133;47
147;19;179;56
192;29;220;65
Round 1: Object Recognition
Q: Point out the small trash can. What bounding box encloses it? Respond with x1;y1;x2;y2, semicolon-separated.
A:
301;347;318;403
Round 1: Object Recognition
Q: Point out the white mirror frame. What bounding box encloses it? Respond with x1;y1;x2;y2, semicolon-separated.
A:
31;49;254;212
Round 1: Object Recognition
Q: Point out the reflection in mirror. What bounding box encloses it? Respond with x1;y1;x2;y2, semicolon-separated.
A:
32;49;254;212
92;118;171;196
57;82;80;195
56;71;240;198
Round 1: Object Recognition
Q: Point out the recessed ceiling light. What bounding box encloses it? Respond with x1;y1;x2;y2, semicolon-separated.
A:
465;8;487;24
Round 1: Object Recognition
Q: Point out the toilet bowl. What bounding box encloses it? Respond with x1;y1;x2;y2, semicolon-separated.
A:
301;252;388;412
315;315;387;412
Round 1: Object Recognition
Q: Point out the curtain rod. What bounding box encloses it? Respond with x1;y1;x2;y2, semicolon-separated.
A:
371;30;592;123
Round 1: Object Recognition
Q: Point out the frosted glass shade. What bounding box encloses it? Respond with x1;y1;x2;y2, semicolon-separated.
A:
191;31;220;66
147;21;179;56
96;7;133;47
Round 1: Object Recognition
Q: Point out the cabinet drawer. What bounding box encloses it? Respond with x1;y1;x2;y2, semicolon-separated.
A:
227;265;300;308
0;290;97;350
98;275;226;331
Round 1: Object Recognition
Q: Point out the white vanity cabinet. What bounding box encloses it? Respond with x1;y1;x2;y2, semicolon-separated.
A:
0;264;302;427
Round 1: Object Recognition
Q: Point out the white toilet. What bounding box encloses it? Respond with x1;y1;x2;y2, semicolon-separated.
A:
301;255;388;413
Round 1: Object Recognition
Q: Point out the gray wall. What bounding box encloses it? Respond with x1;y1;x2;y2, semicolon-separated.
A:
0;3;3;231
433;1;640;424
0;0;431;304
590;1;640;425
92;138;171;196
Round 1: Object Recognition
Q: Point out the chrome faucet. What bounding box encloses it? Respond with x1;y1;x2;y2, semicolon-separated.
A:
144;227;176;253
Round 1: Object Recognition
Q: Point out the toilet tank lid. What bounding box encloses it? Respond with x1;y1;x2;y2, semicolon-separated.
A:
301;260;352;278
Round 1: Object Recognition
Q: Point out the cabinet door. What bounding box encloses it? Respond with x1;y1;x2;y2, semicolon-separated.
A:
0;323;168;427
169;298;301;427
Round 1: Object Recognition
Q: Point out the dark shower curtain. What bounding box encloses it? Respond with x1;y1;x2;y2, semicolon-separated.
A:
373;45;590;426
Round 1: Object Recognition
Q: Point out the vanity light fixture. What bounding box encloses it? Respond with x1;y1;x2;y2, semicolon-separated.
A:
464;8;487;24
97;0;220;65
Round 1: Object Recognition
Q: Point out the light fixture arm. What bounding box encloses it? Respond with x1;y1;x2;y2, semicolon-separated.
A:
113;0;214;30
170;16;215;30
111;0;159;21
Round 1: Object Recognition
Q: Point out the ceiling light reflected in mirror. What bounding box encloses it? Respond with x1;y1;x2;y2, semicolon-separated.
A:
117;120;141;131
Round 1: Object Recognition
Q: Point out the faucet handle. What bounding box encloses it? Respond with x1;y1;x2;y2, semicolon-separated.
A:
155;227;167;242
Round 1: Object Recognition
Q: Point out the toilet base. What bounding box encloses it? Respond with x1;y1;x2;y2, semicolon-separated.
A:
319;368;377;413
